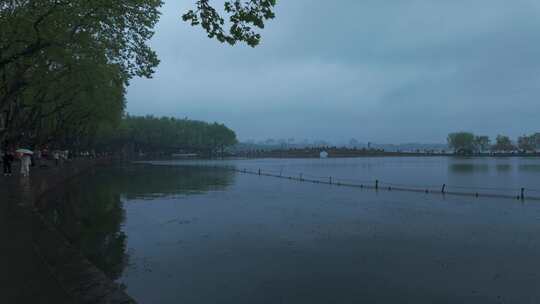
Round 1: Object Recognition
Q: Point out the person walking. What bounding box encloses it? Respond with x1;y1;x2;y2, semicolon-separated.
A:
20;153;31;177
53;151;60;166
35;149;42;167
2;151;14;176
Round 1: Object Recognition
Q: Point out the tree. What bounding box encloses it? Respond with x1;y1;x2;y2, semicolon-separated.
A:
492;135;515;152
447;132;476;154
518;134;536;152
15;53;126;149
207;122;238;157
533;133;540;151
473;136;490;152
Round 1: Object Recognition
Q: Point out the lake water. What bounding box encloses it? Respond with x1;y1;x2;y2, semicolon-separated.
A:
41;157;540;303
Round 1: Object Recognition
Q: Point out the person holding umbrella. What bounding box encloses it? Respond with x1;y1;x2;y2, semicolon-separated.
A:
2;150;14;176
16;149;33;177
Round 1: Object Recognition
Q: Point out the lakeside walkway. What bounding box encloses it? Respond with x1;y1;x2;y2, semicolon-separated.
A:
0;160;134;304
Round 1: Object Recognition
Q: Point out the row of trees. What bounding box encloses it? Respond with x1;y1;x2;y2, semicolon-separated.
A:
0;1;275;150
94;115;237;157
447;132;540;154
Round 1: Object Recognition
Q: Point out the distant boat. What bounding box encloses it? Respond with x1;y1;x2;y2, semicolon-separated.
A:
171;153;198;158
320;151;329;158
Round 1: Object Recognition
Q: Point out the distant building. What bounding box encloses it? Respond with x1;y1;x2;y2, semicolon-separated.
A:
320;151;329;158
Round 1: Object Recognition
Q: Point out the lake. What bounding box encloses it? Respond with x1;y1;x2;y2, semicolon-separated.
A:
41;157;540;303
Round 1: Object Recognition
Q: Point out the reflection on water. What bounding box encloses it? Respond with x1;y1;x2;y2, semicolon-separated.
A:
41;173;128;280
115;165;234;199
519;164;540;172
449;163;489;173
496;164;512;172
39;165;235;280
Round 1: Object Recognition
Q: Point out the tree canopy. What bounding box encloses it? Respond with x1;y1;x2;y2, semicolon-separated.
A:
518;133;540;152
447;132;519;154
447;132;476;154
446;132;540;154
492;135;515;152
474;136;490;152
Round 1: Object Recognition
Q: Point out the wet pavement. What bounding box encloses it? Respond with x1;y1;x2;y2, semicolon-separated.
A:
0;160;134;304
1;162;74;303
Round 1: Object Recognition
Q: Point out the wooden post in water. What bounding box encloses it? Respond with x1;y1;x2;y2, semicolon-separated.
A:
441;184;446;194
521;188;525;200
375;180;379;190
258;168;261;175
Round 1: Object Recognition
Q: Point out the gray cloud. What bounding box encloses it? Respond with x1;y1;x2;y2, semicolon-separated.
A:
127;0;540;143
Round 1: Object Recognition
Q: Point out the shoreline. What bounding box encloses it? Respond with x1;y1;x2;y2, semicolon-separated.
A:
232;151;540;159
159;153;540;162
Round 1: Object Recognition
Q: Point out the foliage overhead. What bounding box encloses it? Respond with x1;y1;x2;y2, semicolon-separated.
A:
183;0;277;47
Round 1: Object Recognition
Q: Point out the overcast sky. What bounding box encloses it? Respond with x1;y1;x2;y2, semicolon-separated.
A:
126;0;540;144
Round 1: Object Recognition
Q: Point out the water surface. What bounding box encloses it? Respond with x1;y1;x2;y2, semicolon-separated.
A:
41;157;540;303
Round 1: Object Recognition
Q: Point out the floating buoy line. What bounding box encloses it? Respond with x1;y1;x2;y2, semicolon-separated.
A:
226;167;540;202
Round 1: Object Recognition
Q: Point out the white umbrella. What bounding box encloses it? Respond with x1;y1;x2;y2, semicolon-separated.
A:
16;149;34;155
